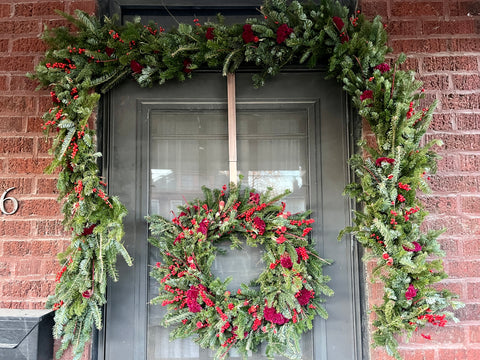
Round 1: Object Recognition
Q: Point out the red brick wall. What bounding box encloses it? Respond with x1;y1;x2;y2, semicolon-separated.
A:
361;0;480;359
0;0;478;360
0;1;96;359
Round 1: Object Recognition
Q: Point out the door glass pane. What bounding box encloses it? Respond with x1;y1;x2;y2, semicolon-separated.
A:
147;106;311;359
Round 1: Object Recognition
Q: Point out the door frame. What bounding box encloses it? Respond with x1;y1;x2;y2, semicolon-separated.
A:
96;69;367;360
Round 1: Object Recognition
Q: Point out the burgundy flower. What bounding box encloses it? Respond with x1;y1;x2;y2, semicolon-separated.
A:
276;23;293;44
186;285;199;299
280;254;293;269
249;192;260;204
242;24;256;43
332;16;345;31
253;217;266;235
205;27;215;40
403;241;422;252
82;290;92;298
374;62;391;73
296;288;313;306
375;157;395;166
405;284;417;300
197;218;209;235
263;306;289;325
187;299;202;313
105;46;115;57
81;224;96;236
360;90;374;102
183;59;192;74
130;60;143;74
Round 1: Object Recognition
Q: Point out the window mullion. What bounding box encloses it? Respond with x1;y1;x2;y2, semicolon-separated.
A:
227;73;237;184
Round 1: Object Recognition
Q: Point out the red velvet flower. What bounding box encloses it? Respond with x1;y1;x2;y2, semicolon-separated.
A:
360;90;374;102
183;59;192;74
130;60;143;74
403;241;422;252
242;24;256;43
276;23;293;44
375;157;395;166
105;46;115;57
205;27;215;40
249;192;260;204
197;218;209;235
405;284;417;300
81;224;96;236
263;306;289;325
374;62;391;73
332;16;345;30
82;290;92;298
296;288;313;306
280;254;293;269
253;217;266;235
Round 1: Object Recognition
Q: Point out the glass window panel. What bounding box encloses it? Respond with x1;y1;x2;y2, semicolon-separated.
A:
147;106;311;359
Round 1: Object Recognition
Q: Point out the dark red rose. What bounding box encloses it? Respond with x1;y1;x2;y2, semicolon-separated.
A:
205;27;215;40
82;290;92;298
296;288;313;306
242;24;256;43
187;299;202;313
276;23;293;44
186;285;199;299
81;224;96;236
332;16;345;30
360;90;374;102
130;60;143;74
105;46;115;57
183;59;192;74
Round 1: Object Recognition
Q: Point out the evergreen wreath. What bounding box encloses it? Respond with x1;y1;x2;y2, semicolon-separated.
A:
30;0;463;359
147;184;332;360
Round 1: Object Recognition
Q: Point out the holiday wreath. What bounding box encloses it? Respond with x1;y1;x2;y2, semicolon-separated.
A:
147;184;332;359
31;0;462;359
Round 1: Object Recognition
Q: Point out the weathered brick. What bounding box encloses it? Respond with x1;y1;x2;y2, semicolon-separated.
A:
450;37;480;52
3;239;66;256
14;2;65;17
0;95;36;115
12;37;48;53
0;56;36;72
429;175;479;193
420;74;449;90
10;75;38;92
0;261;11;276
0;117;24;132
0;4;11;18
7;158;52;174
446;259;480;278
36;178;58;194
461;196;480;214
360;0;388;19
449;0;480;17
423;56;478;72
457;113;480;130
452;74;480;91
0;137;34;154
397;348;435;360
435;153;458;172
454;303;480;322
69;0;97;14
0;178;33;194
442;93;480;110
390;38;449;53
430;113;454;131
462;239;480;257
0;39;8;52
0;220;32;237
421;195;458;214
15;198;60;217
460;154;480;172
35;219;64;237
425;133;480;151
392;1;443;17
0;19;40;35
1;279;54;298
386;20;420;36
423;20;476;35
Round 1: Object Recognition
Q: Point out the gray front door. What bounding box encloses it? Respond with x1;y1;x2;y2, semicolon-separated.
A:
102;72;362;359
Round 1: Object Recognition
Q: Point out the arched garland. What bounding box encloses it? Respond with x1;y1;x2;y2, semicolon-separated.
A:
31;0;462;359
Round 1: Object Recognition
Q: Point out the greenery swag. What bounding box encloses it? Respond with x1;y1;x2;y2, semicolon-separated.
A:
147;184;332;359
31;0;462;359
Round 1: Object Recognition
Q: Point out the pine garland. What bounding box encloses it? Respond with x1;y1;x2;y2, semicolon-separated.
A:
147;184;332;360
30;0;462;359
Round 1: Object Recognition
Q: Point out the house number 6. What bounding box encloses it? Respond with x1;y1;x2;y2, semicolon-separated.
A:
1;187;19;215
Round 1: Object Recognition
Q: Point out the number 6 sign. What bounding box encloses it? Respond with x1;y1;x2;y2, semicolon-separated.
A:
1;187;19;215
